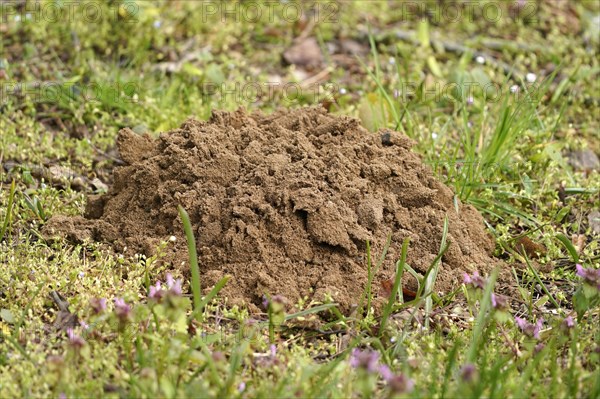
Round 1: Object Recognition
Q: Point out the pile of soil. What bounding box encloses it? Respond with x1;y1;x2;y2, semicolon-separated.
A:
44;107;503;312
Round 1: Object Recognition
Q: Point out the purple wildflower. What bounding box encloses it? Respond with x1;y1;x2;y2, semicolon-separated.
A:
491;293;509;310
460;363;478;382
379;364;414;393
562;316;575;329
379;364;393;380
148;281;164;300
349;348;380;373
66;328;85;349
237;382;246;393
534;343;545;354
515;316;544;339
270;344;277;359
463;271;486;289
79;320;90;330
387;373;414;394
166;273;183;296
114;298;132;321
89;298;107;314
148;274;183;301
262;295;269;309
575;264;600;291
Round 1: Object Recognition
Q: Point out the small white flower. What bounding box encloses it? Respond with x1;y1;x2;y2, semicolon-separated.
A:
14;15;21;22
78;272;85;279
431;132;438;139
526;73;537;83
475;56;485;64
153;20;162;29
510;85;519;93
339;88;347;95
168;235;177;243
388;57;396;65
466;96;474;105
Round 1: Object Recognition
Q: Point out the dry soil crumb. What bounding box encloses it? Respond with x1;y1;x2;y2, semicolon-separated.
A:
44;107;505;313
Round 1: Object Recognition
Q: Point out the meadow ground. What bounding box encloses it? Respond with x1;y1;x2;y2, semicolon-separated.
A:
0;1;599;397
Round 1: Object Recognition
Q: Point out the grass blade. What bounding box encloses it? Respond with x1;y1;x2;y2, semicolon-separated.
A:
193;276;230;322
284;303;340;322
424;217;449;328
0;180;16;241
467;268;498;362
358;234;392;318
524;254;560;309
178;205;202;317
555;233;579;263
379;238;409;336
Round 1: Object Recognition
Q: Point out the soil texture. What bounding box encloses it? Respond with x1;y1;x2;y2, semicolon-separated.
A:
44;107;504;313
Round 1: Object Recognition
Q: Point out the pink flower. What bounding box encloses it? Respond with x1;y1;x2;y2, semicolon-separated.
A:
491;293;509;310
90;298;107;314
463;271;486;289
148;274;183;301
562;316;575;329
350;349;379;373
387;374;414;393
379;365;414;393
576;264;600;291
166;273;183;296
379;364;393;380
148;281;164;300
460;363;477;382
66;328;85;349
534;343;545;354
515;316;544;339
114;298;132;320
237;382;246;393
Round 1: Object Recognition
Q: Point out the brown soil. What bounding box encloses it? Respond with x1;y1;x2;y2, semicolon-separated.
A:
44;107;504;313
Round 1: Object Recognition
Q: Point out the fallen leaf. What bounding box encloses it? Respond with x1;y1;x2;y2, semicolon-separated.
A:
380;277;417;300
515;236;547;259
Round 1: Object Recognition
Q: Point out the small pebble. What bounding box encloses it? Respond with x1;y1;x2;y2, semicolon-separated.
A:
526;73;537;83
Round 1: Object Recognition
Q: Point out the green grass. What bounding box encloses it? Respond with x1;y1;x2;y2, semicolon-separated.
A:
1;0;599;397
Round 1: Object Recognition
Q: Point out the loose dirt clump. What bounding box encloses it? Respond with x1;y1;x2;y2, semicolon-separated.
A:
44;107;504;313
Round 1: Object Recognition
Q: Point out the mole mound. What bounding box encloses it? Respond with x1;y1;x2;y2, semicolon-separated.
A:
44;107;503;312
